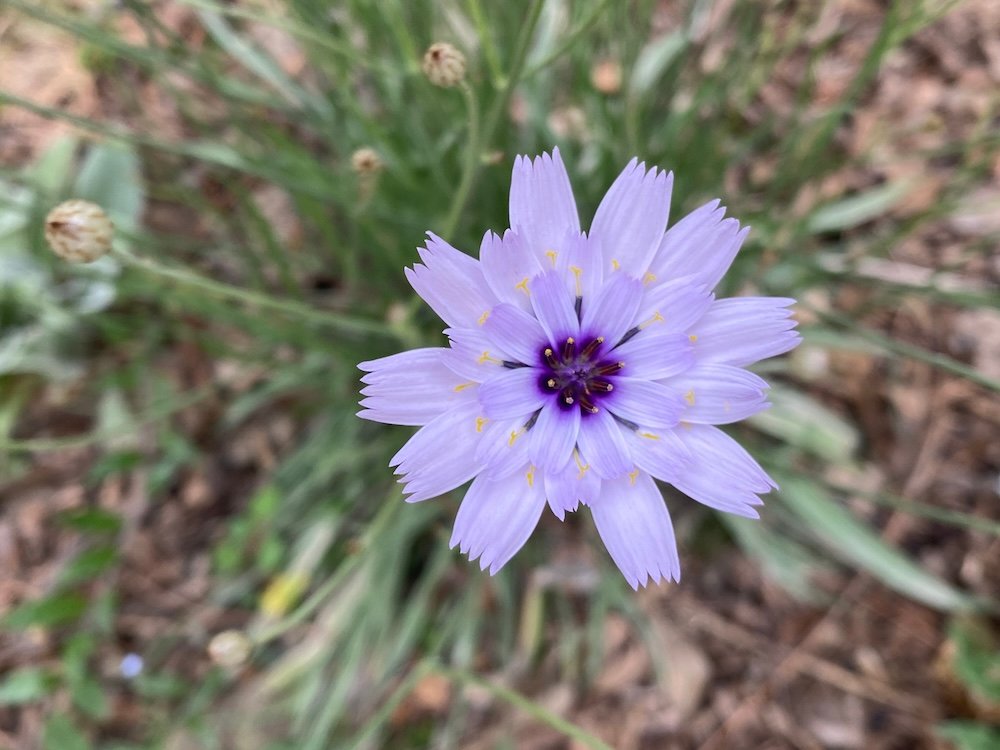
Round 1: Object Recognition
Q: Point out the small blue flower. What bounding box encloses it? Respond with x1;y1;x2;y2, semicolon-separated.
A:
359;149;800;588
120;653;144;679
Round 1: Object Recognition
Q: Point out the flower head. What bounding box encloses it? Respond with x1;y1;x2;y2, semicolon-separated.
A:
359;149;800;588
422;42;466;88
351;147;384;175
44;199;114;263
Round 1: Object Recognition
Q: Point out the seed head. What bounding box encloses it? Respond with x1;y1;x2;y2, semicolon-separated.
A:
422;42;466;88
207;629;252;668
44;199;114;263
351;147;383;175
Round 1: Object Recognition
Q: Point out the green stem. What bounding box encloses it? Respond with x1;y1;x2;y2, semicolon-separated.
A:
441;81;483;239
467;0;504;84
522;0;615;78
0;385;213;452
251;498;401;644
440;0;545;238
435;664;615;750
113;247;399;338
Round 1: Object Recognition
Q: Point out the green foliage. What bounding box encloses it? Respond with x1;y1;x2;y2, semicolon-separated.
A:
1;0;997;746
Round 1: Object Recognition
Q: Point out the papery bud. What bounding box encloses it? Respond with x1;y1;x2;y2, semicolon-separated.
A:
45;200;114;263
207;629;252;668
422;43;466;88
591;58;622;95
351;147;383;175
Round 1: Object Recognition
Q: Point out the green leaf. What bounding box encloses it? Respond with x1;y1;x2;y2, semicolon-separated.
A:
3;592;87;630
74;142;144;232
58;546;118;587
937;721;1000;750
629;31;686;96
807;181;912;233
749;385;859;463
721;515;829;604
0;667;55;705
43;713;91;750
71;676;109;719
949;616;1000;703
27;136;78;195
58;508;123;534
777;478;978;611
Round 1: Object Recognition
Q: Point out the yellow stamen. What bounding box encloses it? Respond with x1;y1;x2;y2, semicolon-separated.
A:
475;416;488;433
478;350;502;365
638;311;665;330
611;259;621;271
569;265;583;296
525;465;536;488
688;334;698;343
642;271;657;285
545;249;558;267
639;431;660;440
684;389;696;406
478;310;490;325
515;277;530;295
573;450;590;480
453;381;476;392
628;468;640;486
508;428;524;447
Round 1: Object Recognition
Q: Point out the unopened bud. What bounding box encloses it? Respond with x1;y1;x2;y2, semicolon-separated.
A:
207;629;252;668
591;59;622;95
351;147;383;175
45;200;114;263
422;43;466;88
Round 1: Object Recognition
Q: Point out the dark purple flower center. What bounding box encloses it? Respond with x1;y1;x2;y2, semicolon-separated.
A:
537;336;624;414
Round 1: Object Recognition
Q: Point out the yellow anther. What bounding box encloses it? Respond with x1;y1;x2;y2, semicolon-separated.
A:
573;450;590;479
478;310;490;325
639;431;660;440
525;465;536;488
639;311;665;330
611;259;621;271
475;416;488;433
688;334;698;343
684;389;696;406
642;272;657;285
477;350;502;365
628;468;640;485
545;249;558;267
453;381;476;392
515;277;530;295
569;265;583;296
508;428;524;447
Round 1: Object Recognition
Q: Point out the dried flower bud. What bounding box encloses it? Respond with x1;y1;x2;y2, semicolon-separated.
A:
45;200;114;263
351;147;383;175
591;58;622;95
422;42;466;88
207;630;252;669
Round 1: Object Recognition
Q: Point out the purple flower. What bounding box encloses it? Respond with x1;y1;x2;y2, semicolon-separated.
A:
359;149;800;588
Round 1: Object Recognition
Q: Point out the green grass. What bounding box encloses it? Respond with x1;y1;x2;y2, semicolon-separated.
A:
1;0;998;747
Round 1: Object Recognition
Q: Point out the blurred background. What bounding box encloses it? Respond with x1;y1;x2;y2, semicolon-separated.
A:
1;1;998;748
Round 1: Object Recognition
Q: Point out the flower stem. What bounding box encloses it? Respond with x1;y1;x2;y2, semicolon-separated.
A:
113;247;399;338
440;0;545;238
434;663;615;750
442;81;482;239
